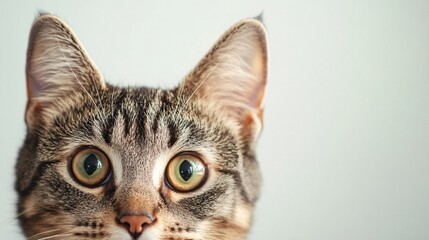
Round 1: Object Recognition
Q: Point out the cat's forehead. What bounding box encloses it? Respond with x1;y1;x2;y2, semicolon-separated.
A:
52;85;239;163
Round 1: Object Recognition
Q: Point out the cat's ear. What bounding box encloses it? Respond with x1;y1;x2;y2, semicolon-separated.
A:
179;19;268;146
25;14;105;128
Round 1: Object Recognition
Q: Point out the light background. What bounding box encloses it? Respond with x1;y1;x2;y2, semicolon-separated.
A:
1;1;429;239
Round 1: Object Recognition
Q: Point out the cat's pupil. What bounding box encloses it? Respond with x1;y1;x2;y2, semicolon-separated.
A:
84;154;101;176
179;160;193;181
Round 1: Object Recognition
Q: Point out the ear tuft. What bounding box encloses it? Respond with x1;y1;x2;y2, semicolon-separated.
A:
254;12;265;23
36;10;51;18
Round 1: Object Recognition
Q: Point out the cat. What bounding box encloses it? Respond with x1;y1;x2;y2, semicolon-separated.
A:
15;13;268;240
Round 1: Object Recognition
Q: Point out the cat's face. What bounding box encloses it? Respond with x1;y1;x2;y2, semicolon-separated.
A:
16;14;267;240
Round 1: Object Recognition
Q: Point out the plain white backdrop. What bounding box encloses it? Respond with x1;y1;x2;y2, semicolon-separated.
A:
1;1;429;239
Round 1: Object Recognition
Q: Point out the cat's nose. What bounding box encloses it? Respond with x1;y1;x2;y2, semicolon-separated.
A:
119;214;154;238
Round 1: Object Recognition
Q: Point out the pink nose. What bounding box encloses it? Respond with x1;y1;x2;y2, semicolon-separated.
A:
119;215;154;238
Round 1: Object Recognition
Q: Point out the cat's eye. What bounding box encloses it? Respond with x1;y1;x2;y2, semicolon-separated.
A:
71;148;112;188
165;153;207;192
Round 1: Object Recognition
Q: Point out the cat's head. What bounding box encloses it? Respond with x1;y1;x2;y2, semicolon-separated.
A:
16;14;267;240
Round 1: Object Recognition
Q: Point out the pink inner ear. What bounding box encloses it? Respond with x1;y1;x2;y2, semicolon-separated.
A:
248;80;266;110
27;71;42;99
248;49;267;109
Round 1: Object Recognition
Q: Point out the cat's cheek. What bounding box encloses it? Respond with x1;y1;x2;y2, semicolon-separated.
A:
20;195;37;219
233;202;253;230
19;196;42;237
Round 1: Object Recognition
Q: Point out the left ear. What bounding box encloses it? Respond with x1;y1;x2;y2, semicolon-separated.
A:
178;19;268;145
25;14;105;129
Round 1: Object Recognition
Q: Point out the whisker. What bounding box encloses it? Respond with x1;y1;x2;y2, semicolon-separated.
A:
184;58;222;106
26;229;61;240
55;35;105;122
31;227;76;240
0;209;29;226
173;58;222;119
37;233;74;240
111;91;115;119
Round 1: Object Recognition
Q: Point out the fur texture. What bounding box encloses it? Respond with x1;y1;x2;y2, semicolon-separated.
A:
16;14;268;240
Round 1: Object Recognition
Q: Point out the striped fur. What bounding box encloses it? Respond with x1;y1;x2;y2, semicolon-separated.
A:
16;13;268;240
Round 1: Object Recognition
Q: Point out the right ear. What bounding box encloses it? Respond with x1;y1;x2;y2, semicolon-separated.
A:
25;14;105;129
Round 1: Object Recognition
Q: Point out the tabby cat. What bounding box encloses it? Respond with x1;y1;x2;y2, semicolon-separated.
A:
16;13;268;240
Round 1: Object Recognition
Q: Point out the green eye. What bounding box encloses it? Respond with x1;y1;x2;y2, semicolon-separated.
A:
71;148;111;187
165;153;207;192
